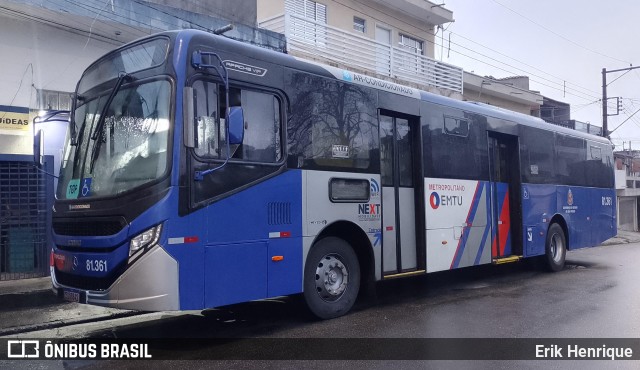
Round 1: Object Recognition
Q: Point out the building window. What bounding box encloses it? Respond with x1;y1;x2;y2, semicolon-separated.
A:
353;17;366;33
287;0;327;23
37;89;73;111
286;0;327;45
399;34;423;55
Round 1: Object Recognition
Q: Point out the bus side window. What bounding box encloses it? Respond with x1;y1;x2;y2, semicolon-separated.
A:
192;82;282;164
222;87;282;163
192;80;220;158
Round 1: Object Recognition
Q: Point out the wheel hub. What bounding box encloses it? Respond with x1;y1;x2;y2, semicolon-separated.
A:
551;233;564;263
315;254;349;302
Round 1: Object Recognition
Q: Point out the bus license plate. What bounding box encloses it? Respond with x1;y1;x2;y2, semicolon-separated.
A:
63;290;81;303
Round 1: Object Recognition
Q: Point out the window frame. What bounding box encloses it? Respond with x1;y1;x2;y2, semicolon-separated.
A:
353;16;366;33
328;177;371;203
188;77;286;167
398;33;424;55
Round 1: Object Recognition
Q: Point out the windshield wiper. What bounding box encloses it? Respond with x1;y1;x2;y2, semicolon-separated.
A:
91;73;132;141
89;73;133;173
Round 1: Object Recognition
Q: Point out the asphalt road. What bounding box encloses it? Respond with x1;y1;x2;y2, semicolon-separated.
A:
4;242;640;368
88;242;640;340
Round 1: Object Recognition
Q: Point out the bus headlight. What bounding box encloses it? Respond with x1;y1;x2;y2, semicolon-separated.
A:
129;224;163;263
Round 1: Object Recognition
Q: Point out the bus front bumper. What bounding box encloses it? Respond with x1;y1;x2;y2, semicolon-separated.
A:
52;245;180;311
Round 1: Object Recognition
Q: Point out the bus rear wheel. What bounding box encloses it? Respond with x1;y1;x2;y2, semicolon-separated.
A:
304;237;360;319
545;223;566;272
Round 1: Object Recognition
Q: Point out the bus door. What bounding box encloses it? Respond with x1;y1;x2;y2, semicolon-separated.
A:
488;133;522;259
379;112;423;276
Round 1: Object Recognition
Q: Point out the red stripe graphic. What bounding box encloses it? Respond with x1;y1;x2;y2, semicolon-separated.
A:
491;188;511;258
498;190;510;256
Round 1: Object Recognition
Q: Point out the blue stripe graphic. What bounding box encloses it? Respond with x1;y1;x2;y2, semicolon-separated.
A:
452;182;484;269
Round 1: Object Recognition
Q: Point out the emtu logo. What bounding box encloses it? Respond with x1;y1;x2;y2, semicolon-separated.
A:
429;192;440;209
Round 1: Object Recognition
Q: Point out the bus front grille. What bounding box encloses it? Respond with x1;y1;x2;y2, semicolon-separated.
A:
53;217;127;236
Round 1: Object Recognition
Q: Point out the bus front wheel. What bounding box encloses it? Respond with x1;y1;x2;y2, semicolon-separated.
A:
545;223;566;272
304;237;360;319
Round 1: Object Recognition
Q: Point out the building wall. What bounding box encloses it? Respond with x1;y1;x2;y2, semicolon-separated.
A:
148;0;258;26
257;0;437;58
0;14;118;155
618;196;638;231
462;91;533;116
257;0;286;21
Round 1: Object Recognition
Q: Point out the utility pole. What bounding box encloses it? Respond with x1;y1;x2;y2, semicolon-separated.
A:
602;68;608;137
602;65;640;137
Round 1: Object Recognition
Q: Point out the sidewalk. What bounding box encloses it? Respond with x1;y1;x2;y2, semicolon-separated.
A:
599;230;640;246
0;276;51;296
0;275;133;336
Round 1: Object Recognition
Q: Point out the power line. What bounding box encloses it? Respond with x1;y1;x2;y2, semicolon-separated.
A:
1;63;33;119
489;0;632;66
442;44;598;102
445;30;602;98
609;102;640;135
435;36;601;101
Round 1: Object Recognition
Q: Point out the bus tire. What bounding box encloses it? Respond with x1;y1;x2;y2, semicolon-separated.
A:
304;237;360;319
545;223;566;272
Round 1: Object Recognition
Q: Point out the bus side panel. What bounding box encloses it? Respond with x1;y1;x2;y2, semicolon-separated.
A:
521;184;556;257
303;171;381;281
165;210;206;310
590;187;616;246
425;178;491;272
557;186;591;249
268;237;303;297
200;170;303;309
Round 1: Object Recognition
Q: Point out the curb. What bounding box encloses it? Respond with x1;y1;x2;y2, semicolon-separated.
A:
0;277;52;296
0;289;60;312
0;311;144;337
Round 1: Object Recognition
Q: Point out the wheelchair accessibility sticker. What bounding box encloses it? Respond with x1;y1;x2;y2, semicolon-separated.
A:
80;178;92;198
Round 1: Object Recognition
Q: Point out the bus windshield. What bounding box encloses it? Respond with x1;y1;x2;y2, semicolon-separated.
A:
56;79;172;200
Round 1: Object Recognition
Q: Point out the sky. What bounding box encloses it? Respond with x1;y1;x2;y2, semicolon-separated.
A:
435;0;640;150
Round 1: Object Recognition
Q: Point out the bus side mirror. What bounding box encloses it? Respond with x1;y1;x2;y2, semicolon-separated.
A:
227;106;244;145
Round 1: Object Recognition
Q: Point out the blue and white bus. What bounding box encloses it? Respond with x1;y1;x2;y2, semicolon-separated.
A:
51;30;616;319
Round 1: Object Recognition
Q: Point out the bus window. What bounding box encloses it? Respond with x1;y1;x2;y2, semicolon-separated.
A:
238;90;281;163
521;127;555;184
192;81;281;164
287;73;377;172
555;134;586;186
193;80;220;158
590;145;602;160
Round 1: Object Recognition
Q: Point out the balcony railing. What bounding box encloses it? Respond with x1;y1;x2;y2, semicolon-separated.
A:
259;13;463;93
